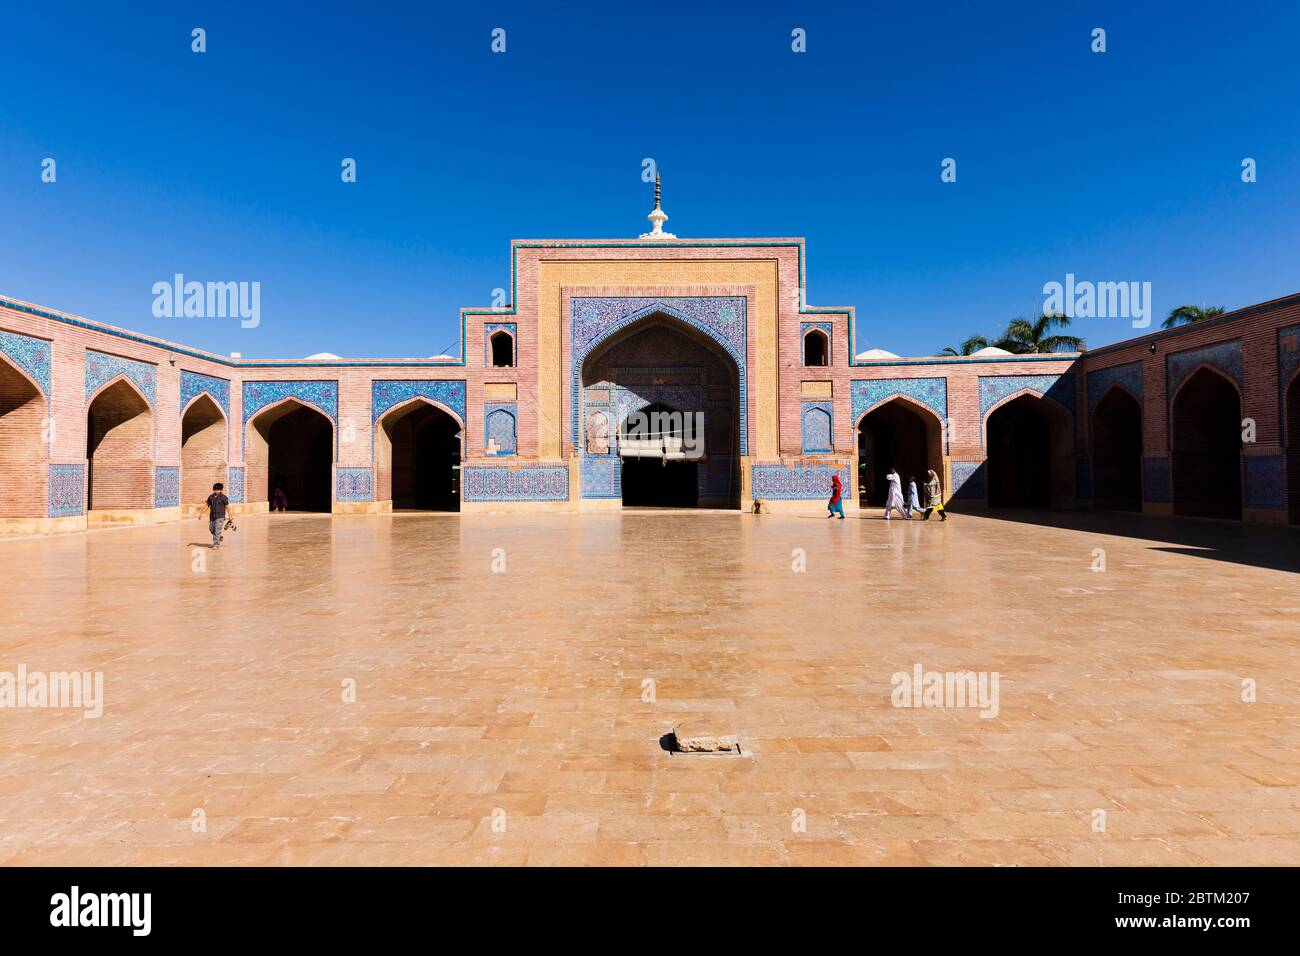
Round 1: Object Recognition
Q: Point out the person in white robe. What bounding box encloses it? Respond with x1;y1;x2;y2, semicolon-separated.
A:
883;467;909;519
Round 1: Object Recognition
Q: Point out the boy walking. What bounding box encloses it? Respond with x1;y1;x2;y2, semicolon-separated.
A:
199;482;230;549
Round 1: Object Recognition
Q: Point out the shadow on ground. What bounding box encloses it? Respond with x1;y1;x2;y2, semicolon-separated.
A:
948;507;1300;574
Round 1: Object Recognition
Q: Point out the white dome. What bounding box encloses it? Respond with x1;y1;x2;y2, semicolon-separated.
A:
304;352;341;360
855;348;900;360
428;354;457;360
970;346;1013;357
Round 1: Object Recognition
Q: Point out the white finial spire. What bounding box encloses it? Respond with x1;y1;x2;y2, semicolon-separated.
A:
639;172;676;239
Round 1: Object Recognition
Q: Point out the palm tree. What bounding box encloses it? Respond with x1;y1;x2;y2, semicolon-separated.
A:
994;312;1083;354
941;335;989;356
1162;304;1226;330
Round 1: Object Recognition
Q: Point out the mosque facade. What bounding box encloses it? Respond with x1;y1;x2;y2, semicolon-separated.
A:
1;193;1297;534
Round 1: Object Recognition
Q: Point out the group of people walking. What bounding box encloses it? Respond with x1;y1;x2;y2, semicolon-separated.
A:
826;468;946;521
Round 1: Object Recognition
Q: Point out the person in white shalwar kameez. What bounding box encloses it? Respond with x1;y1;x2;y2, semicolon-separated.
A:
883;467;909;519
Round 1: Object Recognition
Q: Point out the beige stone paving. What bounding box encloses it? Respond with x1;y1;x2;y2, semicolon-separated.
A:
0;509;1296;866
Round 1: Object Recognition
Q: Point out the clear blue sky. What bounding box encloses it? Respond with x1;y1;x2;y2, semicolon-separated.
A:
2;0;1298;359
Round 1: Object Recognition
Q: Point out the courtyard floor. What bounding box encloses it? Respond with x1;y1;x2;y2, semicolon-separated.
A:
0;508;1297;866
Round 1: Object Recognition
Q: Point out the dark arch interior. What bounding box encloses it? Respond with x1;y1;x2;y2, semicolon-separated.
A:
490;332;514;368
1172;368;1241;520
181;394;227;506
857;400;940;506
804;330;828;367
385;403;460;511
86;379;153;511
1288;375;1300;525
581;316;739;509
1091;388;1142;511
986;394;1067;507
0;358;45;518
621;401;699;507
262;405;332;512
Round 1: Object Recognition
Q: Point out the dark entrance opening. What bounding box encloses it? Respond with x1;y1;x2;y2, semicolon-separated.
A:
382;402;460;511
857;399;941;506
261;404;332;512
1091;387;1142;511
1288;375;1300;525
987;394;1071;508
1171;367;1241;520
620;401;699;507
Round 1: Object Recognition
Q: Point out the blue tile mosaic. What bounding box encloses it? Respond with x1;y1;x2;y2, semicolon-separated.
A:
0;328;52;396
242;380;338;425
47;464;84;518
371;379;466;425
570;297;747;456
226;466;245;504
1086;361;1144;417
978;374;1075;420
580;455;620;499
851;378;948;425
1143;457;1171;503
1167;340;1243;399
484;403;517;456
179;370;231;418
950;460;986;501
463;465;569;502
750;462;849;501
1244;455;1285;510
154;466;180;508
336;467;373;502
801;401;833;453
1278;325;1300;443
85;350;157;406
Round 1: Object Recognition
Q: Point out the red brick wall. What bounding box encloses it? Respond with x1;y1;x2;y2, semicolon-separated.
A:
0;359;47;517
86;379;154;510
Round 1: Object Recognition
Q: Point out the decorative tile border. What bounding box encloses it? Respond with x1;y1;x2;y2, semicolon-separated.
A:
371;380;466;425
1143;457;1171;503
227;466;245;504
85;350;156;406
242;380;338;425
1167;340;1243;399
800;321;833;365
978;373;1075;420
0;328;52;396
580;455;620;499
484;323;517;366
463;465;569;502
48;464;84;518
179;370;231;418
851;377;948;424
1086;361;1143;417
801;401;833;453
750;462;849;501
570;297;747;456
154;466;180;508
336;467;373;502
1244;455;1285;510
950;460;986;500
484;403;517;456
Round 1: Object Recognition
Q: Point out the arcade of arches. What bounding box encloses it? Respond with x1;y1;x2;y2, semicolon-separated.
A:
247;400;333;513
